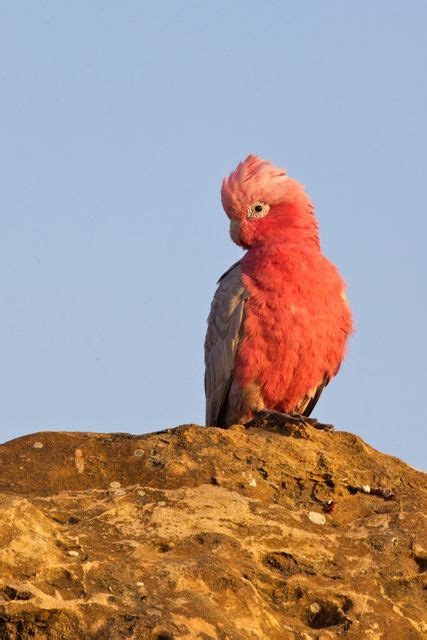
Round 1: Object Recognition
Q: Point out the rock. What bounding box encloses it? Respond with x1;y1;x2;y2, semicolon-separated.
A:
307;511;326;525
0;423;425;639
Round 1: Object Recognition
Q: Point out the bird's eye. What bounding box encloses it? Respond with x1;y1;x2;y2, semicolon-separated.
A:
247;201;270;219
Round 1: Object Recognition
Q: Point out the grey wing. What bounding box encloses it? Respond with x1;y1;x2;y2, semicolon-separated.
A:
204;260;248;426
298;375;330;417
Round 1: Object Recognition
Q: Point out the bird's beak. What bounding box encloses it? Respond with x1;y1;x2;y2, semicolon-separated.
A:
230;219;241;244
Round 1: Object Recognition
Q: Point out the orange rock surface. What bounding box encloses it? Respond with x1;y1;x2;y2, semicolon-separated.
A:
0;421;425;639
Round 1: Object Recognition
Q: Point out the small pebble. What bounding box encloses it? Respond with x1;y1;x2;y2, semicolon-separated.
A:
248;478;257;487
33;442;43;449
134;449;145;457
109;481;121;489
67;550;79;557
136;581;145;587
157;500;166;507
361;484;371;493
310;602;321;613
308;511;326;525
137;490;146;497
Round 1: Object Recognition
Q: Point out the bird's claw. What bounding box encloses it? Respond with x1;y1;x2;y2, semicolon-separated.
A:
245;411;308;437
245;410;334;433
303;417;335;432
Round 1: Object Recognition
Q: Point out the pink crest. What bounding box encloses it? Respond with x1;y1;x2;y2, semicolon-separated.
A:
221;155;289;219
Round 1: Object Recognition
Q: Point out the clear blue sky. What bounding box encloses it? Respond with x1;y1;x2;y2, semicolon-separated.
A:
1;2;426;469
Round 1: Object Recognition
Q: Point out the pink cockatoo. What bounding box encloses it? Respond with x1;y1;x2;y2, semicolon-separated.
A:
204;155;353;427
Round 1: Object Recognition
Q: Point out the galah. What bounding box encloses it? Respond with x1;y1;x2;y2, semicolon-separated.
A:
204;155;353;427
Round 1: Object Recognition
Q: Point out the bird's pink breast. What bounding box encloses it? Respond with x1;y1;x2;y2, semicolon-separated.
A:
235;245;353;412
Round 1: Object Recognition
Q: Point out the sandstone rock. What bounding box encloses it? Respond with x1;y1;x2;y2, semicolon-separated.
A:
0;421;425;639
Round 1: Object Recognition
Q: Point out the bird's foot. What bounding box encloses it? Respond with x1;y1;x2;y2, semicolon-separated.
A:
248;409;307;425
245;410;308;437
245;410;334;435
302;416;335;432
292;414;335;431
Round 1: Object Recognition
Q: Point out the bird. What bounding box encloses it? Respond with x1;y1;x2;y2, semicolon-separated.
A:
204;154;353;428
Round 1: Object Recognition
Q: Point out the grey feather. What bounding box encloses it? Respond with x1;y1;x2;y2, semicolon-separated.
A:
204;260;248;426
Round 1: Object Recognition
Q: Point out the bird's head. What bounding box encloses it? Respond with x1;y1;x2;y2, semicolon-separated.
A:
221;154;319;249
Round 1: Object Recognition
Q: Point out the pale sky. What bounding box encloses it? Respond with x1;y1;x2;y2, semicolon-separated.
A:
0;2;426;469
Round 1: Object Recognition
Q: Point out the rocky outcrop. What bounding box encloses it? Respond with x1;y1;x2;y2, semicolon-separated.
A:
0;420;425;639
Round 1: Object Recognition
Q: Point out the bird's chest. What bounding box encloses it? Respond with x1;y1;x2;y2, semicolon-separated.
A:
240;253;344;363
235;248;350;405
244;259;328;329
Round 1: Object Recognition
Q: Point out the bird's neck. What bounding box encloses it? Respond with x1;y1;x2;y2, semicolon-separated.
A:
241;236;323;278
247;232;321;254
